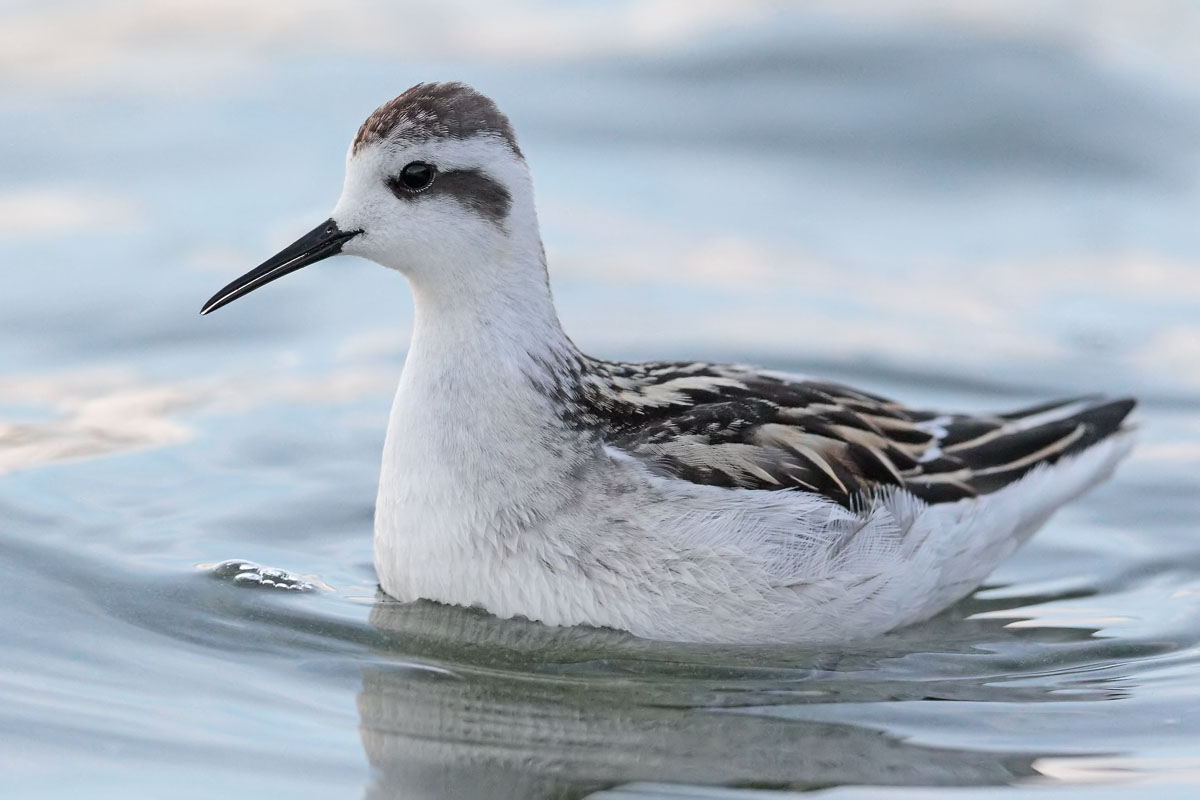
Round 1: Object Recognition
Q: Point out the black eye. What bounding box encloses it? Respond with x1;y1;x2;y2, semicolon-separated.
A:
398;162;436;192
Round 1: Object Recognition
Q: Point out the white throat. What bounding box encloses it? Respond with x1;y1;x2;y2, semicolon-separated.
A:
372;199;589;588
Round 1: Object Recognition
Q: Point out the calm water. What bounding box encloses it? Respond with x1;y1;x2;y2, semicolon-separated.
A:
3;3;1200;797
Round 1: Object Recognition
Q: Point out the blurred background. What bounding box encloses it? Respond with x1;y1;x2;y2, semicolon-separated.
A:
2;2;1199;798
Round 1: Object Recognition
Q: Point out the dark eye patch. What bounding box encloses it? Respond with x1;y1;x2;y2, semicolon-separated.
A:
386;167;511;226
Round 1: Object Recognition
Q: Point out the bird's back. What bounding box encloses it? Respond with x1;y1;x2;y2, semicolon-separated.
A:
576;358;1134;510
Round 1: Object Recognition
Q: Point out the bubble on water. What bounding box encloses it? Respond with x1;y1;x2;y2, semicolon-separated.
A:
206;559;317;592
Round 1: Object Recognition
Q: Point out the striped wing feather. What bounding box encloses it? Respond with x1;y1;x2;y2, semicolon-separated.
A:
595;363;1135;508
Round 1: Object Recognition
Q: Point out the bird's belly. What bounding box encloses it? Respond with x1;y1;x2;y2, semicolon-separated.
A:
369;479;988;643
367;433;1131;643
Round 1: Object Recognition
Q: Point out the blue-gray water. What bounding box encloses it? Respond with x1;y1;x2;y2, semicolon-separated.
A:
3;3;1200;797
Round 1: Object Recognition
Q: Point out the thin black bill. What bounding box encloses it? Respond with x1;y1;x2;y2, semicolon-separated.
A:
200;219;360;315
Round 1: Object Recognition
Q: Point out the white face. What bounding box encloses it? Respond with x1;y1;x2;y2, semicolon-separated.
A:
199;124;540;317
331;134;534;284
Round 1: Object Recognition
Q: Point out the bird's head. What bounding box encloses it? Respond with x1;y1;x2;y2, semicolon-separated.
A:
201;82;537;315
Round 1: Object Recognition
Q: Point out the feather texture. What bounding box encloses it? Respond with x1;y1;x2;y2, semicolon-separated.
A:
567;360;1135;509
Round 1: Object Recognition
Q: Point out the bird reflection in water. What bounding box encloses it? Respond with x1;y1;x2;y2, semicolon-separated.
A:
356;590;1121;800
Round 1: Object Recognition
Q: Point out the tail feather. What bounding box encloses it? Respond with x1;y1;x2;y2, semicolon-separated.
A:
996;394;1102;421
964;396;1136;493
906;396;1136;501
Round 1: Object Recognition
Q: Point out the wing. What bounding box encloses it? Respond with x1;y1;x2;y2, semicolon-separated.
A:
595;364;1135;509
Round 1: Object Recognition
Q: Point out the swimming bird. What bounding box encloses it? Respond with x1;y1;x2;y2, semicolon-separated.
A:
201;82;1136;643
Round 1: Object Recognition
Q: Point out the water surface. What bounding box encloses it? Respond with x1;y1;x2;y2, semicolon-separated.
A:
2;2;1200;797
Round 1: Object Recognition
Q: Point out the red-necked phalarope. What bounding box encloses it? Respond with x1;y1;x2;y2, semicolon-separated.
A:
201;82;1136;643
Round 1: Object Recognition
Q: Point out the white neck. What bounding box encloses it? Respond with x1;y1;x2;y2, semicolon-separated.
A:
402;211;577;409
375;229;588;556
405;237;567;359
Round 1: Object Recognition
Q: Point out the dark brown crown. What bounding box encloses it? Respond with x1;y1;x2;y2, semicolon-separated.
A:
352;82;522;158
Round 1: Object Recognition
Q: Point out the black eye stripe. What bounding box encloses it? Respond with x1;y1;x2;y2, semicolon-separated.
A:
385;167;512;225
